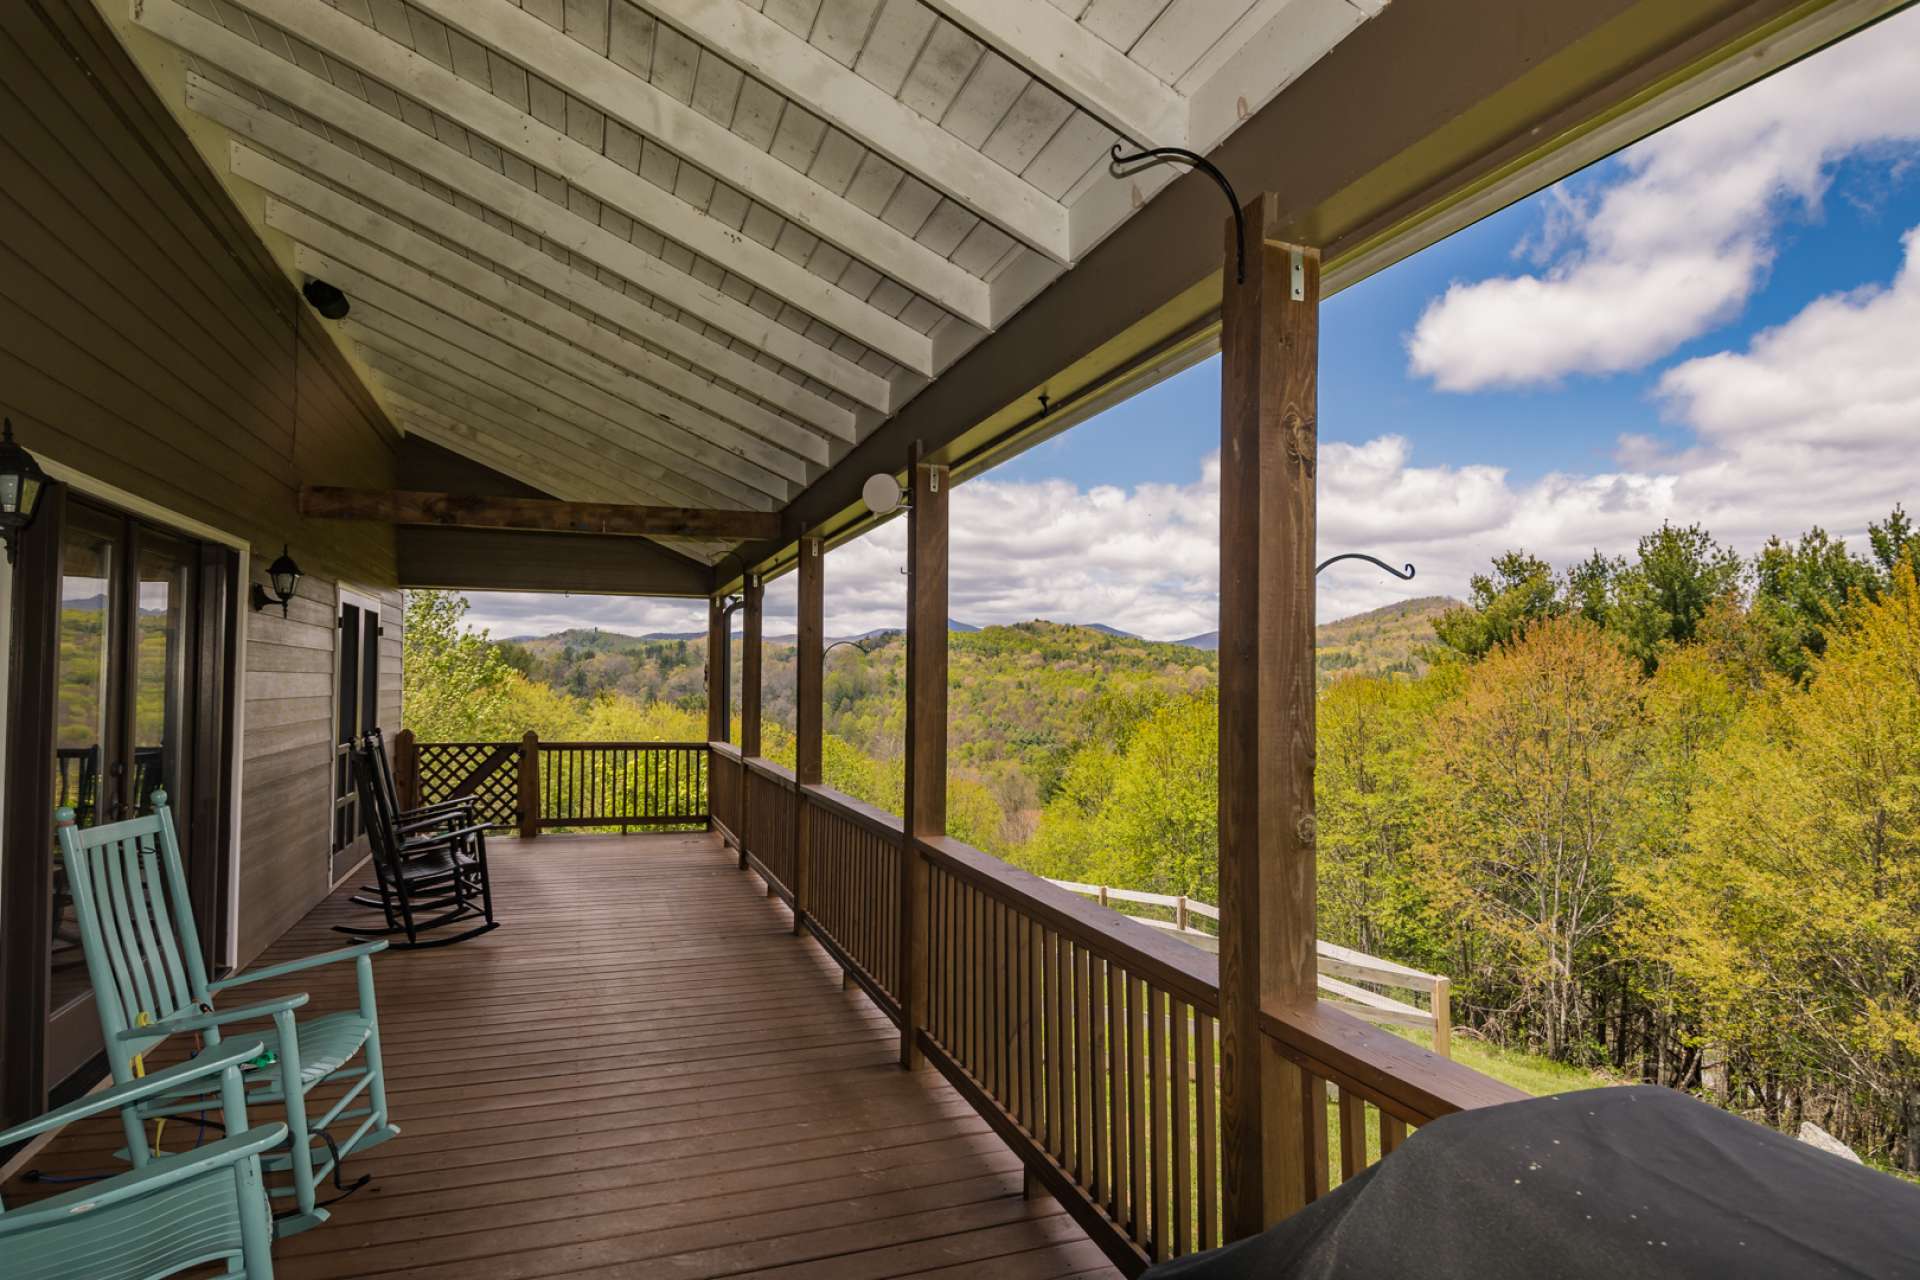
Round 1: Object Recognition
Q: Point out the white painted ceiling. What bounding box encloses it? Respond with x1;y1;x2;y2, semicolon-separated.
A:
117;0;1384;559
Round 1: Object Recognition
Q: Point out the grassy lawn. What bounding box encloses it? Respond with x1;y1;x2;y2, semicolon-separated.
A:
1392;1026;1620;1097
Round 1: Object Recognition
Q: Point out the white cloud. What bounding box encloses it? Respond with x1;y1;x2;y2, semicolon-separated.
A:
1407;10;1920;391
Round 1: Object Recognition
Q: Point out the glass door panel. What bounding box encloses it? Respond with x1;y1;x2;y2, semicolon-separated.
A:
49;506;120;1025
133;531;196;819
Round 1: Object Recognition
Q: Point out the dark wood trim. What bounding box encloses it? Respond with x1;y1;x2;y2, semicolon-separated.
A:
1;484;65;1128
188;541;238;974
705;597;728;745
300;485;780;540
396;526;707;596
1217;198;1321;1236
899;459;947;1069
794;537;824;786
1262;1004;1528;1125
739;576;763;759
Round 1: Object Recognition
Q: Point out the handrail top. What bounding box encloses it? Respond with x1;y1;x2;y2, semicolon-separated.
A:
709;740;742;760
802;783;904;838
741;754;797;784
533;740;709;750
1262;1001;1525;1123
412;738;707;750
914;833;1220;1013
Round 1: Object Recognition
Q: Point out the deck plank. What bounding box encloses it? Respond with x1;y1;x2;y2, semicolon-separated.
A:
4;831;1121;1278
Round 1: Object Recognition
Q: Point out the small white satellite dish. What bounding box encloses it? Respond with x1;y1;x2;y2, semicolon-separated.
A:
862;472;904;516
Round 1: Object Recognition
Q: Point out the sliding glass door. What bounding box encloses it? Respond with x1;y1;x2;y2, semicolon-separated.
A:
4;490;236;1118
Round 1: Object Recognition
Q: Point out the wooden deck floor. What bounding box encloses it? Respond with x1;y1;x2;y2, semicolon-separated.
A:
8;832;1121;1279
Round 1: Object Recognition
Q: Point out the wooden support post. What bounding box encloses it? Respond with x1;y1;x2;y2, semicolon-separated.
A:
740;575;764;759
900;457;948;1070
705;595;729;745
1217;194;1321;1238
794;536;824;935
517;730;541;840
392;728;419;813
1432;976;1452;1059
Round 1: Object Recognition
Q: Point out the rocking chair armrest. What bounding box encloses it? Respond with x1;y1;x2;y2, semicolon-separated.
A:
395;810;467;833
399;820;496;845
0;1040;267;1146
208;941;386;992
0;1124;289;1231
403;797;475;817
119;993;310;1038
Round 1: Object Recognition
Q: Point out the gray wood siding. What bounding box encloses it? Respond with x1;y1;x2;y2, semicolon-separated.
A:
0;1;406;965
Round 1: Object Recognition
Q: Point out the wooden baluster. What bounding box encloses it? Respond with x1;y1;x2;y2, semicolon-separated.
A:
1381;1114;1407;1155
1198;1013;1220;1250
1075;944;1094;1189
1109;958;1129;1225
1173;999;1193;1255
1028;918;1046;1151
1045;929;1065;1162
1090;952;1109;1213
1128;973;1149;1246
1337;1085;1367;1183
1303;1070;1330;1203
1151;985;1171;1261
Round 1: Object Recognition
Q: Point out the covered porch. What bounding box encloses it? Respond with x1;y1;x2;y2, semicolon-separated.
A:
8;829;1121;1279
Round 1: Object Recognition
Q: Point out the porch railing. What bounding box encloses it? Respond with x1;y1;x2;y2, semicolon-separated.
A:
395;731;708;835
706;741;1526;1276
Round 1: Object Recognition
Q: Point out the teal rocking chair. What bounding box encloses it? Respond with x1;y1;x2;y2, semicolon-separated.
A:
56;793;401;1237
0;1038;285;1278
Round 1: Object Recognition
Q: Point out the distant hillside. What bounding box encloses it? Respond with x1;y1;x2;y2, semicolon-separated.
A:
1315;596;1457;685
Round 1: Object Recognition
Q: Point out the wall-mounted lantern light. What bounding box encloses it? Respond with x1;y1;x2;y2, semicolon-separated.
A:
251;545;304;617
0;418;50;564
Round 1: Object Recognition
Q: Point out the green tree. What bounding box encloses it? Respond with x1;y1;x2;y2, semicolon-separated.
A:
1749;527;1878;682
1637;566;1920;1170
402;591;515;740
1609;522;1744;671
1433;551;1563;659
1420;616;1646;1061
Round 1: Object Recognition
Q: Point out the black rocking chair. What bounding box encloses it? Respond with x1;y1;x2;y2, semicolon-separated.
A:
341;738;501;949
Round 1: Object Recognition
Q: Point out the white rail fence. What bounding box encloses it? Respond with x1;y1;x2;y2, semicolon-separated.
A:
1047;879;1452;1057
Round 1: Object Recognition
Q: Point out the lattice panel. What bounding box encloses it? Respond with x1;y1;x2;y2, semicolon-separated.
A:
415;742;519;830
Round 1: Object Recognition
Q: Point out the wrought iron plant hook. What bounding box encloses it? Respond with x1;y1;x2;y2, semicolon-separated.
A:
1316;552;1416;581
823;637;878;660
1109;144;1245;283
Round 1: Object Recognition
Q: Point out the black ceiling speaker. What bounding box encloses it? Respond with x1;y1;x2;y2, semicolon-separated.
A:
302;277;350;320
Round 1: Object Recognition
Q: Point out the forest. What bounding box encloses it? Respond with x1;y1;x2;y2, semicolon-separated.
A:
404;506;1920;1174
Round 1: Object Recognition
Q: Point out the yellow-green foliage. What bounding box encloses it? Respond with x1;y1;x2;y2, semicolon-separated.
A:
1634;565;1920;1138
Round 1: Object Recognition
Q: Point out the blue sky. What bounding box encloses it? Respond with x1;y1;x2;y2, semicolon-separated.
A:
1000;148;1920;494
464;11;1920;641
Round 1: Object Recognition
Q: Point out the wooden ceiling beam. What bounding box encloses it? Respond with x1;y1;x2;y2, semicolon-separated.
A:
407;0;993;327
301;486;780;541
918;0;1189;151
183;74;892;413
134;0;936;374
630;0;1072;264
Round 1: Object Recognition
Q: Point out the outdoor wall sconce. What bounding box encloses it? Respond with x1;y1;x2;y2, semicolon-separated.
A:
252;545;304;616
0;418;50;565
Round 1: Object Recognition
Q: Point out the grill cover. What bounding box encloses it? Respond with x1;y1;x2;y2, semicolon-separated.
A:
1145;1086;1920;1279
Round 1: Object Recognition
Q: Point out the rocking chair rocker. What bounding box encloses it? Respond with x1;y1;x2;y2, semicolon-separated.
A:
56;796;400;1238
344;739;501;949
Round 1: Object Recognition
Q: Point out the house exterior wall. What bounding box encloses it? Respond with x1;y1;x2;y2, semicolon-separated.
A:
0;0;405;975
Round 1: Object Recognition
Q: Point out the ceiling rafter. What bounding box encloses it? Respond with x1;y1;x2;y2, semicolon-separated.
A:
339;305;780;512
302;245;788;508
408;0;995;327
185;73;894;413
217;119;854;440
246;152;841;466
919;0;1189;152
628;0;1072;264
270;199;816;487
134;0;938;375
